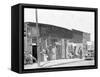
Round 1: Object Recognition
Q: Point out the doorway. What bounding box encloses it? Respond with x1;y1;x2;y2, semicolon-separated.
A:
32;45;37;63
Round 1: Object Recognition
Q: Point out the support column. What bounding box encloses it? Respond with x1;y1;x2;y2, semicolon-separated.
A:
35;9;41;67
61;39;65;59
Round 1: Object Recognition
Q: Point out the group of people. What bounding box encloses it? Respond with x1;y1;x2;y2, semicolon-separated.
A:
40;45;57;62
67;44;83;59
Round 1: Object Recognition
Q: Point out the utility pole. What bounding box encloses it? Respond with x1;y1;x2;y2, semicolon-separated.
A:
35;9;41;67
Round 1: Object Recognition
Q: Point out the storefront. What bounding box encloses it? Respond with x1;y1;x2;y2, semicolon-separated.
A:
24;22;91;65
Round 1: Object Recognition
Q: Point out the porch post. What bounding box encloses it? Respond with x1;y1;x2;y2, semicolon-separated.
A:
35;9;41;67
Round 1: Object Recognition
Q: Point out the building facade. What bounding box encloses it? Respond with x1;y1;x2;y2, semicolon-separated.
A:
24;22;91;65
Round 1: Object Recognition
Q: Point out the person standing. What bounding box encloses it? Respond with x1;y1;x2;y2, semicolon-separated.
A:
40;49;48;62
51;46;56;60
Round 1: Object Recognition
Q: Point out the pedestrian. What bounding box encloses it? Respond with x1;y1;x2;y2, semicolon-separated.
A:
40;49;48;62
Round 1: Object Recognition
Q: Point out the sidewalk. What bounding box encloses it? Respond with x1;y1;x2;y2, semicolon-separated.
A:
24;58;84;69
41;58;84;67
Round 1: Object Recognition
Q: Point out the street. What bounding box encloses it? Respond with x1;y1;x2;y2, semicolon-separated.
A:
47;60;94;68
24;59;94;69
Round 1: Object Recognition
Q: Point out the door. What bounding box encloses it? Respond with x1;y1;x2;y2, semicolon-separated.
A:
32;45;37;63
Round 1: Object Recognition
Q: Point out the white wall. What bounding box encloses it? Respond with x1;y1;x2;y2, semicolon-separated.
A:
0;0;99;77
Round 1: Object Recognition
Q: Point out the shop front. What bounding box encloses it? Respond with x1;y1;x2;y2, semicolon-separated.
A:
24;22;88;66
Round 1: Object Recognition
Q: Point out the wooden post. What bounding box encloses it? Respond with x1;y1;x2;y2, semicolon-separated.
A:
35;9;41;67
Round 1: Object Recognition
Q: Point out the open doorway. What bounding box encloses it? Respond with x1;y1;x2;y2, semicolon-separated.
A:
32;44;37;63
32;37;37;63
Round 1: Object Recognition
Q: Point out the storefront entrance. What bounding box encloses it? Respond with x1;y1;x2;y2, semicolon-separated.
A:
32;44;37;63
